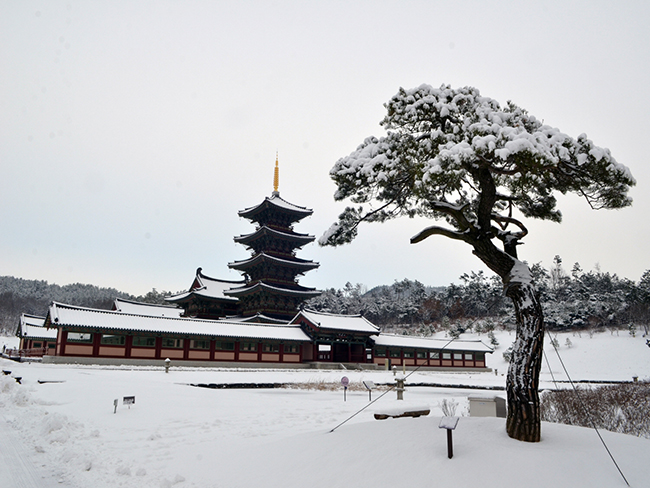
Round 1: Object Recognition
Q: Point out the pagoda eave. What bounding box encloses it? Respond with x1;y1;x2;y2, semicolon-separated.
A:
228;253;319;272
238;195;313;223
224;281;321;299
234;226;314;246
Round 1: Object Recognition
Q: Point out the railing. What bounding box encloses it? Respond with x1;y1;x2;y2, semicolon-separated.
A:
4;347;48;358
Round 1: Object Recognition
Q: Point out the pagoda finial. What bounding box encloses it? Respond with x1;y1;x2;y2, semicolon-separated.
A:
273;152;279;194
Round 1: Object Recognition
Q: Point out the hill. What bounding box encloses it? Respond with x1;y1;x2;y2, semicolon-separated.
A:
0;276;171;335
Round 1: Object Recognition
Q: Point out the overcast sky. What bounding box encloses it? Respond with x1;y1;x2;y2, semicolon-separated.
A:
1;0;649;296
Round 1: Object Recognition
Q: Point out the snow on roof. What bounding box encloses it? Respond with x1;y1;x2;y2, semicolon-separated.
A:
235;225;314;245
293;309;380;334
229;252;319;270
47;302;310;342
19;324;58;340
18;314;57;340
220;313;290;325
166;269;244;303
239;193;313;219
113;298;184;318
225;281;321;298
372;334;494;353
20;313;46;328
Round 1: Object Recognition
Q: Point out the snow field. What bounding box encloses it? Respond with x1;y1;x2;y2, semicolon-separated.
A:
0;330;648;487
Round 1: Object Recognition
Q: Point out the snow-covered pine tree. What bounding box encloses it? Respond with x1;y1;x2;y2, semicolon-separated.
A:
319;84;635;442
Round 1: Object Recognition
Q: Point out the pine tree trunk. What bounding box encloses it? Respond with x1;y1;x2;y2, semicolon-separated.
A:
504;280;545;442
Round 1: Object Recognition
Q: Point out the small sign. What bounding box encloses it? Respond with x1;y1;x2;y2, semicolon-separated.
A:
439;416;459;430
341;376;349;387
113;399;118;414
123;396;135;406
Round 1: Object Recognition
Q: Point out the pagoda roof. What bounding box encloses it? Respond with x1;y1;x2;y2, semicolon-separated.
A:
224;281;321;299
228;252;319;272
113;298;184;318
234;225;315;246
45;302;311;342
220;313;290;325
238;192;313;222
166;268;245;304
291;309;380;334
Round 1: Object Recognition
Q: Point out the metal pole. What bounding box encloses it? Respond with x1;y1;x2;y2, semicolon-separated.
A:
447;429;453;459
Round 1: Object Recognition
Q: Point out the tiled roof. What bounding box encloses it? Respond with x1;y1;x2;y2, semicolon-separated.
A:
113;298;183;317
166;269;244;303
234;225;314;245
225;282;321;298
47;302;310;342
292;310;380;334
229;252;319;270
372;334;494;353
238;193;313;220
18;313;58;340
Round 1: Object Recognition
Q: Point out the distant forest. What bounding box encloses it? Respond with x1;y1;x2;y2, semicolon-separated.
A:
0;276;171;335
2;256;650;337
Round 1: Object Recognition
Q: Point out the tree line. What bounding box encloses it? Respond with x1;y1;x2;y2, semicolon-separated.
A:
0;276;171;335
2;257;649;336
305;257;650;336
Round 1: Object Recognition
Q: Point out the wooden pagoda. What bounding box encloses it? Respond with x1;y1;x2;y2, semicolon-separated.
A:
225;158;320;320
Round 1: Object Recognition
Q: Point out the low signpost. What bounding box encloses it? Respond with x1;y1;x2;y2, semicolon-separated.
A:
123;396;135;409
439;416;459;459
362;380;375;401
341;376;349;402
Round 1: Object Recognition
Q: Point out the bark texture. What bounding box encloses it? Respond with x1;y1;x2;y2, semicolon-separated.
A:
504;280;545;442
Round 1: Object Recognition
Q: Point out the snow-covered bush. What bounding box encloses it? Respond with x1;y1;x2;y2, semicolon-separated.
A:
540;382;650;438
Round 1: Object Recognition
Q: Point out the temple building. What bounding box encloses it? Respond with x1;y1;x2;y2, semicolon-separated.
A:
12;157;494;369
165;268;244;320
167;156;320;321
225;158;320;319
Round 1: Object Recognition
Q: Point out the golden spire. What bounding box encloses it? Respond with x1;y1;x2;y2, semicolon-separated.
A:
273;152;279;194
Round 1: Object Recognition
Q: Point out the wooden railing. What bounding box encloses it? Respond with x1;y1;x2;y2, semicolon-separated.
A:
4;347;48;358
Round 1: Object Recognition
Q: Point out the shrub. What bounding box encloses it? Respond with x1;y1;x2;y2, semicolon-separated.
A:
540;382;650;438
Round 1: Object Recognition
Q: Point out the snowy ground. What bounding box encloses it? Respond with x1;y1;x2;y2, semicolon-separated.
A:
1;330;649;488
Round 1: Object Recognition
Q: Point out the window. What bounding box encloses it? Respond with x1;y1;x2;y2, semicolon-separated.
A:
430;351;440;359
133;336;156;347
475;352;485;361
33;342;42;348
215;341;235;351
464;353;473;360
240;342;257;352
284;344;299;354
318;344;331;352
375;347;386;357
417;351;426;359
442;352;451;360
263;343;279;353
68;332;93;343
390;349;401;358
162;338;183;349
101;334;126;345
454;353;463;360
403;350;414;358
190;339;210;350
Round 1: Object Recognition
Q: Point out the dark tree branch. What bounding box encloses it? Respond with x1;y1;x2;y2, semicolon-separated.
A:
410;225;471;244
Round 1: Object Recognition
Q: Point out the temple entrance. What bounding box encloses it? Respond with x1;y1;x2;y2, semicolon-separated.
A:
350;343;365;363
332;343;349;362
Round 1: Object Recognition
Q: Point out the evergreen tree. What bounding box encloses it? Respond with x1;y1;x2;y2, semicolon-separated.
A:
319;84;635;442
